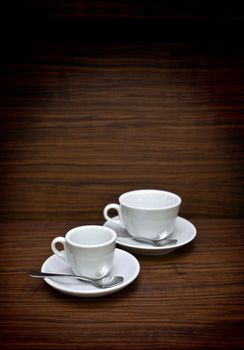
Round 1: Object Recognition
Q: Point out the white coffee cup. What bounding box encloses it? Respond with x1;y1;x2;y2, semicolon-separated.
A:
51;225;116;279
103;189;181;240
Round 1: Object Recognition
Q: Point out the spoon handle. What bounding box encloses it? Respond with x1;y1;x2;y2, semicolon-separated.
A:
28;271;92;283
133;237;177;246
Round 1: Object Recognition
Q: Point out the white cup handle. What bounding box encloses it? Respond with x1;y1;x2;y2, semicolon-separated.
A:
51;237;68;263
103;203;123;225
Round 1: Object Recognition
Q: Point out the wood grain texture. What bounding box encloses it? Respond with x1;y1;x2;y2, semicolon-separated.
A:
0;220;244;349
1;3;243;349
1;40;243;220
0;1;244;221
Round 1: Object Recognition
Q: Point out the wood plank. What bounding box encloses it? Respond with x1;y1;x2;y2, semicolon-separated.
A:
0;220;243;349
1;41;243;220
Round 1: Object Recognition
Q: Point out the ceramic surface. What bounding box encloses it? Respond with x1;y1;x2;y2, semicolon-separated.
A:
103;189;181;239
41;248;140;297
51;225;116;279
104;216;196;256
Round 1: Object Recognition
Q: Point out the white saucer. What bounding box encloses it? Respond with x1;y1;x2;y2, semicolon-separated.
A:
41;248;140;297
104;216;196;256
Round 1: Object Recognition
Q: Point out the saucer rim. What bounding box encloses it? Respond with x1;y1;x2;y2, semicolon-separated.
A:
41;248;140;297
104;216;196;252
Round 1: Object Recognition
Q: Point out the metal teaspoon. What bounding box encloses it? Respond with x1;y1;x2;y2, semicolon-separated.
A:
28;271;124;288
126;236;178;247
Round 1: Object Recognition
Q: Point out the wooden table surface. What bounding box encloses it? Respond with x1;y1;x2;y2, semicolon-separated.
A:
0;219;244;349
1;1;244;349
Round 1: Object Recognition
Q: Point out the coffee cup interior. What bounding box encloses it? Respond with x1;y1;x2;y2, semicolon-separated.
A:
67;226;116;246
120;190;181;209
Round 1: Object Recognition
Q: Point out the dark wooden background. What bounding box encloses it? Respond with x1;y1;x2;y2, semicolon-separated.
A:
0;0;244;221
1;3;244;350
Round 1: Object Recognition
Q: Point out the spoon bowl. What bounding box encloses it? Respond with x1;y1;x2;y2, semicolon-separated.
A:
28;271;124;288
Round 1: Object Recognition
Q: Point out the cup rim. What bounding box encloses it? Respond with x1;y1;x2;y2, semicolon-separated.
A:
119;189;181;210
66;225;116;248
